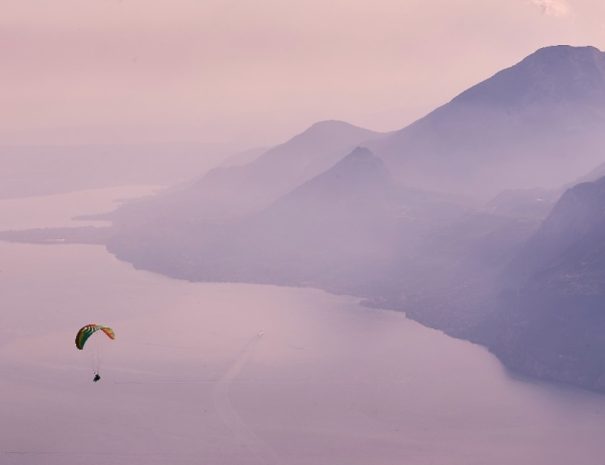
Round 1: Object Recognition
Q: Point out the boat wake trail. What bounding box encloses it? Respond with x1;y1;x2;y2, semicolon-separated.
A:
212;332;280;465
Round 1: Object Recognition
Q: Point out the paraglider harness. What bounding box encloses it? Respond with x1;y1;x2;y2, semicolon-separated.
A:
93;372;101;383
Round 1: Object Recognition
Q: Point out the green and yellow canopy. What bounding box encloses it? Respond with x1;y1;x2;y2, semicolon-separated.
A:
75;324;115;350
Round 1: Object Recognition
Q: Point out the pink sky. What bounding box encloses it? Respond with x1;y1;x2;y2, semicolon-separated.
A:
2;0;605;148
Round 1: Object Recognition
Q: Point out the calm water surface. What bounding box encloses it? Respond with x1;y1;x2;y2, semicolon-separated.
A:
1;187;605;465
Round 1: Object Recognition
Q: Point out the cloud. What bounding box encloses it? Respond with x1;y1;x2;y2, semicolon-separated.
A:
530;0;571;17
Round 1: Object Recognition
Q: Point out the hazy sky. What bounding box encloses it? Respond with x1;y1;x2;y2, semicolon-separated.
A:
3;0;605;148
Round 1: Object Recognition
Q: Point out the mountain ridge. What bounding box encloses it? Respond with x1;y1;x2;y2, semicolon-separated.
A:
373;45;605;198
475;175;605;391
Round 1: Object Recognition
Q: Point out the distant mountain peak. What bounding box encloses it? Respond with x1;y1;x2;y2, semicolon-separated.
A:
378;44;605;198
319;146;387;181
527;44;601;61
274;146;391;209
296;120;381;140
453;44;605;107
338;145;377;162
307;119;367;130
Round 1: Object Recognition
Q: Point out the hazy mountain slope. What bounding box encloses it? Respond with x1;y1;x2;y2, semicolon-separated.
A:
190;120;384;218
105;46;591;327
110;120;385;224
108;148;395;282
108;147;465;296
475;177;605;391
373;45;605;198
572;159;605;186
480;151;605;222
483;188;558;220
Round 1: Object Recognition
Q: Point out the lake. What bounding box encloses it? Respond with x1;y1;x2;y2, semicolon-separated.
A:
1;187;605;465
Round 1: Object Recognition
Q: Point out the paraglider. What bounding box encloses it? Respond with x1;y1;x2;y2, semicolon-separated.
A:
75;324;115;382
75;324;115;350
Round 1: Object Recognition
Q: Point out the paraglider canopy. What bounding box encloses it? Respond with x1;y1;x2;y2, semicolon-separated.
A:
75;324;115;350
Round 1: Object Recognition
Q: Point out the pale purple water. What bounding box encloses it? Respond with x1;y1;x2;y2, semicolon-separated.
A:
1;188;605;465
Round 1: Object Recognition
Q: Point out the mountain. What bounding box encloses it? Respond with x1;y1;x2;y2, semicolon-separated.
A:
111;148;397;287
372;45;605;198
110;120;385;225
107;46;604;327
190;120;384;218
400;155;605;335
111;45;605;227
508;177;605;290
476;176;605;391
108;147;469;297
215;147;404;289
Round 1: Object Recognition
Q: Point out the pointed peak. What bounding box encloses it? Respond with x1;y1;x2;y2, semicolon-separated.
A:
279;146;391;206
326;147;388;177
344;146;374;159
335;146;382;168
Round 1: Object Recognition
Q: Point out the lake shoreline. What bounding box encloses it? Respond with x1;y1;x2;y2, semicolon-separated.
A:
2;222;602;398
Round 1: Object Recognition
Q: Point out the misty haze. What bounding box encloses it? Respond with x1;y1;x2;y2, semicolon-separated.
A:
5;2;605;465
